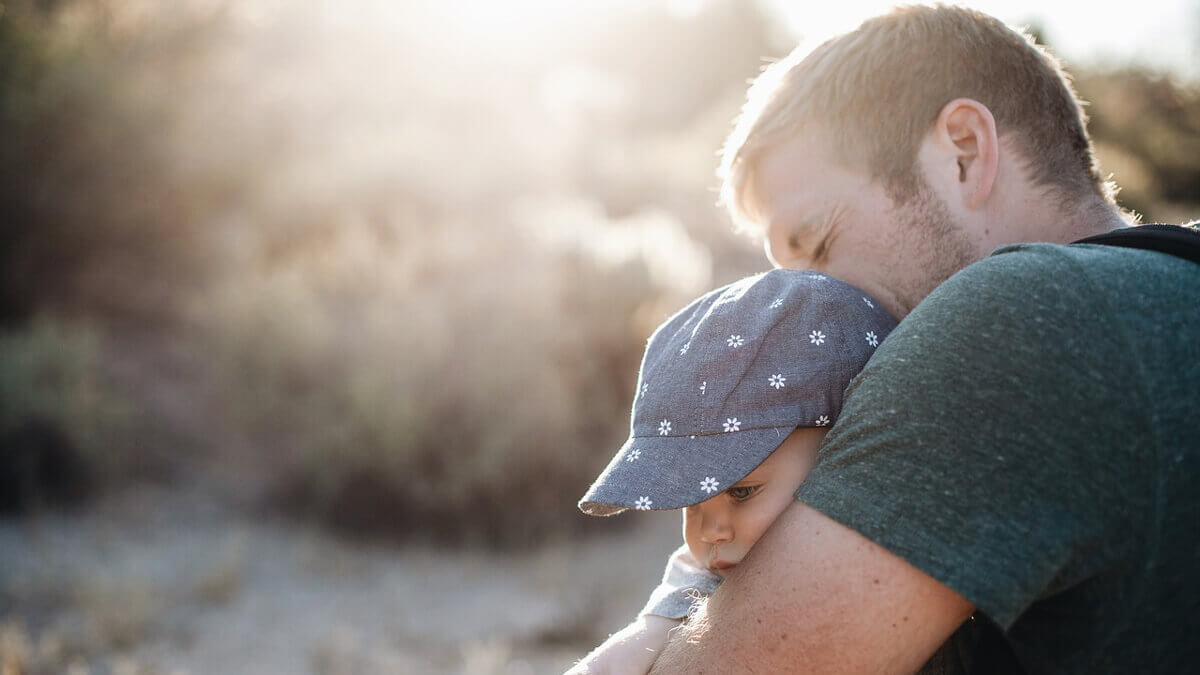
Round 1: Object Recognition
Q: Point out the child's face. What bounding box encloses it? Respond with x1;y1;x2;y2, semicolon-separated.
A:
683;427;826;576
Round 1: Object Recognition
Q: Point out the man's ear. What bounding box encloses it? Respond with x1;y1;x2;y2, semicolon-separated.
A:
929;98;998;210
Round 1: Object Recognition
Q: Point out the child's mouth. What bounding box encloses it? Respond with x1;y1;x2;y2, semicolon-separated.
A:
706;546;738;573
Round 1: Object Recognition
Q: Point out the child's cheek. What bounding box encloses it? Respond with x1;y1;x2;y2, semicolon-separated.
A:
746;489;797;551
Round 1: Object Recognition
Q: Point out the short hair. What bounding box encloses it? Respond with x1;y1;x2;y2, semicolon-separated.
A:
719;4;1114;230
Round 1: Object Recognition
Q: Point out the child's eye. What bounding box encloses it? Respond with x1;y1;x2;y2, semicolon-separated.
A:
726;485;761;502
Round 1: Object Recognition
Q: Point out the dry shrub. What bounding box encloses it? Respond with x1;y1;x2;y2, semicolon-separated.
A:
196;213;696;547
1077;68;1200;218
0;1;237;325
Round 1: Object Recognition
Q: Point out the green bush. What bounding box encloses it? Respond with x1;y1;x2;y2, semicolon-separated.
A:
0;316;135;511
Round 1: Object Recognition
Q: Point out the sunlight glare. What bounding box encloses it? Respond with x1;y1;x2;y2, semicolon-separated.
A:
436;0;598;29
765;0;1198;80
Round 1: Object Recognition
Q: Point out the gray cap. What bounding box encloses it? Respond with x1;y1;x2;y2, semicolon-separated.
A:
579;269;896;516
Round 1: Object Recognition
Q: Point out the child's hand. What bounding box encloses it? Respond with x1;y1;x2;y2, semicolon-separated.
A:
564;614;680;675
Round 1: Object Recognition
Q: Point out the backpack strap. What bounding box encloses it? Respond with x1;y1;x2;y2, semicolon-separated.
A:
1073;224;1200;264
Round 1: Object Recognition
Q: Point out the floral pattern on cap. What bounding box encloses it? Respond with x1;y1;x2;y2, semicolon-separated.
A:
578;269;899;517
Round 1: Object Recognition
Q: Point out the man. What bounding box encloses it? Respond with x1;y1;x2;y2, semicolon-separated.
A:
649;5;1199;673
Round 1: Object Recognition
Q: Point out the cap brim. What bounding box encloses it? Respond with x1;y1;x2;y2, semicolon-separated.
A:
578;425;795;516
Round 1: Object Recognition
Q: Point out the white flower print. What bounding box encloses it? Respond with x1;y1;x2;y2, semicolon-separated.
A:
815;415;831;427
768;374;786;389
634;496;653;510
658;419;672;436
699;381;707;395
626;448;641;462
640;383;649;398
865;331;879;347
679;341;690;356
769;298;784;309
700;477;720;494
723;417;741;432
727;335;745;348
809;330;826;345
862;296;874;308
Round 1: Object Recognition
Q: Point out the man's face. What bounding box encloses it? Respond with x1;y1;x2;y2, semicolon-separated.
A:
747;129;981;319
683;427;825;576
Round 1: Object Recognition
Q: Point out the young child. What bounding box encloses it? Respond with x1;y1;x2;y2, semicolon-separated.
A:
569;268;896;674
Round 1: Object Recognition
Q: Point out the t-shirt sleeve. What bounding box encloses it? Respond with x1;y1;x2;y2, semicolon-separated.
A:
639;544;723;619
796;245;1150;629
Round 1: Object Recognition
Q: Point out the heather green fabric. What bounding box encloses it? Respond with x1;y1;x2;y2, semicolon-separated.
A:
797;242;1200;673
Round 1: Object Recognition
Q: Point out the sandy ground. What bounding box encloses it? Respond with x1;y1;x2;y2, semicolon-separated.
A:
0;487;684;674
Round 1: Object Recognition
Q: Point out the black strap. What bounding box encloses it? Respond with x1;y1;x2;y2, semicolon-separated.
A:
1073;224;1200;264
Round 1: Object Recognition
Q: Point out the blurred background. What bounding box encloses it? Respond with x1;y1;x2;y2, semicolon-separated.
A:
0;0;1196;672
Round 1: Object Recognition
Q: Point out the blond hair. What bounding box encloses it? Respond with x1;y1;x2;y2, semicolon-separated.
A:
720;4;1114;230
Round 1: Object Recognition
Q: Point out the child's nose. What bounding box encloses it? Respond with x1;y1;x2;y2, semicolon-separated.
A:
700;507;733;544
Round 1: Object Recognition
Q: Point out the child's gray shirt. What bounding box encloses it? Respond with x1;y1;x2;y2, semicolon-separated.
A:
639;545;722;619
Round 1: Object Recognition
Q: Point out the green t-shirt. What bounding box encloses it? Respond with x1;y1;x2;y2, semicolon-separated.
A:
797;242;1200;673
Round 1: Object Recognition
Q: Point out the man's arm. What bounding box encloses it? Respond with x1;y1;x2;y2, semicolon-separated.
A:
650;501;973;674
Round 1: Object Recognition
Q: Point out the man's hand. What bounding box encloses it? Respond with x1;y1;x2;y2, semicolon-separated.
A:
567;614;681;675
650;501;974;674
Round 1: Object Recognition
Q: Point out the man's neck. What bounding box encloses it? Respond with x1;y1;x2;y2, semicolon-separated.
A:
1073;198;1132;238
1027;195;1130;245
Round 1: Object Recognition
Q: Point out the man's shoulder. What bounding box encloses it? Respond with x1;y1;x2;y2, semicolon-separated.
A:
895;243;1087;335
959;239;1179;283
975;237;1196;278
910;240;1197;326
867;238;1198;397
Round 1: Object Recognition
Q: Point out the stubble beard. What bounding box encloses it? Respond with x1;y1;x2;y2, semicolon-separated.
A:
888;182;981;317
